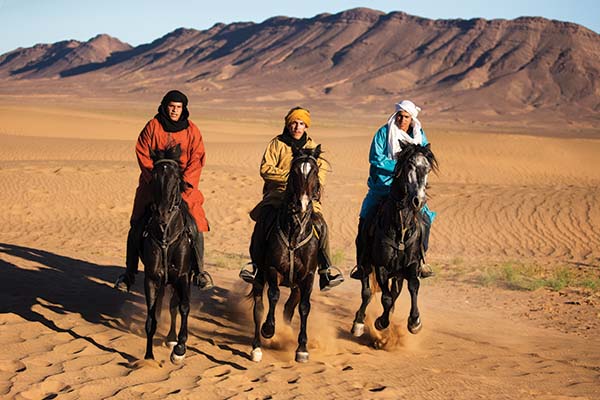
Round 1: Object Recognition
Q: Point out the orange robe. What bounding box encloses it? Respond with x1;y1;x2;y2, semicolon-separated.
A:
130;117;209;231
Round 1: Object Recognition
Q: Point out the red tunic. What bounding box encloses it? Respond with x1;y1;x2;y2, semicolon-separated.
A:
130;117;209;231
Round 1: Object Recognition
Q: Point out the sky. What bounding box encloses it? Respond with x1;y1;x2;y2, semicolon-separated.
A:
0;0;598;55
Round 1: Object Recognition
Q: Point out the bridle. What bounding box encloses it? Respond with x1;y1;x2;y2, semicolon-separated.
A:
146;158;186;284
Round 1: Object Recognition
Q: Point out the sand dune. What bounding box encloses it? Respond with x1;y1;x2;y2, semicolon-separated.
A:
0;101;599;399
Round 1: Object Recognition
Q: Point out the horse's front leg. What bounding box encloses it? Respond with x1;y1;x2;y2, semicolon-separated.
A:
170;277;190;364
251;273;265;362
284;287;300;325
295;272;314;363
407;263;422;334
166;289;179;349
374;266;393;331
352;267;373;337
261;268;280;339
144;278;161;360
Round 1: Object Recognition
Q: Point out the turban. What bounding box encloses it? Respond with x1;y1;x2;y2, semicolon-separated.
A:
395;100;421;119
285;107;311;128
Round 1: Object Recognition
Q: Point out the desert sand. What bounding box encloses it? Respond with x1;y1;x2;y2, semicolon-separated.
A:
0;97;599;399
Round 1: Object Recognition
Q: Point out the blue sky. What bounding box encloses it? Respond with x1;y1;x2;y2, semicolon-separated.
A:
0;0;598;55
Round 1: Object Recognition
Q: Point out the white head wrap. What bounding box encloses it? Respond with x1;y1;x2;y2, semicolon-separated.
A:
387;100;423;159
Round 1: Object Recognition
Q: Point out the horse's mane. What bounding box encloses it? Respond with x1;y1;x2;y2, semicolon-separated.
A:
393;143;438;176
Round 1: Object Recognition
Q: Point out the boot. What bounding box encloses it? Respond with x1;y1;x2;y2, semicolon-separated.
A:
115;219;144;292
313;213;344;291
191;231;214;290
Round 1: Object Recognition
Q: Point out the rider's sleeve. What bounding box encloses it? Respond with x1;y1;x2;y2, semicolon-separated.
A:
182;122;206;190
260;139;288;184
421;129;429;146
135;120;156;185
369;125;396;176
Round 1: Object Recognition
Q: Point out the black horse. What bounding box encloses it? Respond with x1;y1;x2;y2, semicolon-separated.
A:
352;142;437;338
140;144;197;363
249;145;323;363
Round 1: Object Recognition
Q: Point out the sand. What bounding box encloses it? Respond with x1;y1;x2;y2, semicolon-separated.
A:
0;98;599;399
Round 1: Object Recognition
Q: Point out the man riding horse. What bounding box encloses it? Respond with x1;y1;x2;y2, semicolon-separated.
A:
115;90;213;292
352;99;436;280
240;106;344;291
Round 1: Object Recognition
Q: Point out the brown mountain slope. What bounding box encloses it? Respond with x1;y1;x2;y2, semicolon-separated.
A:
0;34;132;79
0;8;598;124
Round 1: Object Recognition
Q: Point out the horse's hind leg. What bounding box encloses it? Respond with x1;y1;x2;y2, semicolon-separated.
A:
284;287;300;325
166;289;179;349
352;271;372;337
144;280;162;360
295;276;314;363
407;266;422;334
170;279;190;364
261;270;279;339
374;267;393;331
251;275;265;362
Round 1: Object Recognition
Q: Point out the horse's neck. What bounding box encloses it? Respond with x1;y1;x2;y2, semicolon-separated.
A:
279;203;313;242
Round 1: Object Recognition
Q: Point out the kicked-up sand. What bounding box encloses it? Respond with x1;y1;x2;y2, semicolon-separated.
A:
0;97;599;399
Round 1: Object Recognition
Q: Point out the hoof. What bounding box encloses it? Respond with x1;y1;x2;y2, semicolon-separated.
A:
261;323;275;339
170;351;185;364
251;347;263;362
295;351;309;363
352;322;365;337
166;341;177;350
374;317;389;331
408;317;422;334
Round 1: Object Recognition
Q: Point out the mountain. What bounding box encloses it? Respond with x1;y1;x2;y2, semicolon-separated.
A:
1;8;599;122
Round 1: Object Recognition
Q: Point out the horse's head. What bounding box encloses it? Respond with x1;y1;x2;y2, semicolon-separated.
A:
150;144;185;216
287;145;322;213
392;143;437;211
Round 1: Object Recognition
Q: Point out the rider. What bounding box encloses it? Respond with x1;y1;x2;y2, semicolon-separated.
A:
240;106;344;291
352;100;436;280
115;90;213;292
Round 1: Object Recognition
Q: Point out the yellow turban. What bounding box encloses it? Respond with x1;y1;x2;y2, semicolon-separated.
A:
285;107;311;128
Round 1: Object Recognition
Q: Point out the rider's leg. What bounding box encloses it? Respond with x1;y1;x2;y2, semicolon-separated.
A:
191;230;214;289
313;212;344;291
241;205;275;284
351;217;369;280
115;218;144;292
419;212;434;278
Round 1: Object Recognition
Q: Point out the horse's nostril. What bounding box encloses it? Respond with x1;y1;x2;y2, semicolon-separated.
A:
412;197;420;208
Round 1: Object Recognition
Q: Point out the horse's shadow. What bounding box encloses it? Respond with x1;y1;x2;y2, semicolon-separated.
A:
0;242;140;362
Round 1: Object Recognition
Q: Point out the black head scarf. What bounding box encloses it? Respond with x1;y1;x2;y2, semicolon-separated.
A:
155;90;190;132
277;127;308;152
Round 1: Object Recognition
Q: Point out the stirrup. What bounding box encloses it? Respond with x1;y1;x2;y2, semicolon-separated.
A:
419;263;434;279
319;266;344;291
239;262;257;284
193;271;214;290
114;273;133;293
350;265;367;280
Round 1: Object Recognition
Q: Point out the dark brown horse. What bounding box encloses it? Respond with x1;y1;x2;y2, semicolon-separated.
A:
249;145;323;363
352;143;437;338
141;144;196;364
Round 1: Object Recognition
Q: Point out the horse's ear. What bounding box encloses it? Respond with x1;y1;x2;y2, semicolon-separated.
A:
314;144;322;159
172;143;182;160
150;147;158;162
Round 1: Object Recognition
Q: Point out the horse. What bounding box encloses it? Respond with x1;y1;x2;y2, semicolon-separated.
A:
352;142;438;338
140;144;197;364
249;145;323;363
